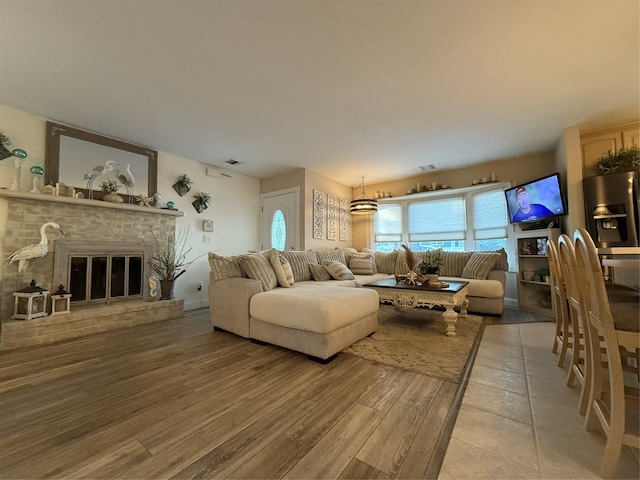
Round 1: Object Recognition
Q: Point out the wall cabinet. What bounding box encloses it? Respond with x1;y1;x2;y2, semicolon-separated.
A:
580;121;639;177
515;228;560;318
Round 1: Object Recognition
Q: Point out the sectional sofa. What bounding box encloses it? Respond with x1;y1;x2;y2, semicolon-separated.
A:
207;247;508;361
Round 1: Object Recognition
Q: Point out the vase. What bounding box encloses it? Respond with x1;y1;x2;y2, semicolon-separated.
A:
160;279;175;300
421;273;439;285
103;192;124;203
172;182;190;196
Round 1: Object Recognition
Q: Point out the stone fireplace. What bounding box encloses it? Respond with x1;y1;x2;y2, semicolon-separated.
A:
0;190;184;350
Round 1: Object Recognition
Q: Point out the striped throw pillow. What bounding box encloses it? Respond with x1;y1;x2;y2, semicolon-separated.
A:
282;250;318;282
208;253;247;281
461;252;500;280
441;251;474;277
348;252;375;275
270;253;294;288
240;254;278;291
323;260;355;280
315;249;347;266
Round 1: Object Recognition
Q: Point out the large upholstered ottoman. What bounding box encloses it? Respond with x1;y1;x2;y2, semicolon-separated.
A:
248;284;379;362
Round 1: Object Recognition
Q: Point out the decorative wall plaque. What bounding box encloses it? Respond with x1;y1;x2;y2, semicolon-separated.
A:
339;198;348;242
313;190;324;239
327;194;337;240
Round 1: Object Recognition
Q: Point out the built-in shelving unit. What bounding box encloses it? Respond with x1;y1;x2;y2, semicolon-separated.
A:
515;227;561;318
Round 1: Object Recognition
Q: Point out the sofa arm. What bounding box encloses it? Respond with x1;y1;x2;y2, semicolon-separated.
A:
487;269;506;285
208;274;263;338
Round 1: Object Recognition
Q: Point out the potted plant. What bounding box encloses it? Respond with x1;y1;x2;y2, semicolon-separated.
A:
100;179;123;203
596;146;640;174
148;229;201;299
192;191;211;213
172;174;193;196
0;131;12;160
417;250;443;285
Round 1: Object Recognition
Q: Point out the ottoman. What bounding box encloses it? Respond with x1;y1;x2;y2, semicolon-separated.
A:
249;284;379;362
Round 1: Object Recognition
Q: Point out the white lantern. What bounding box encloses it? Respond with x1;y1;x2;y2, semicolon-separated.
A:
13;280;49;320
51;285;72;315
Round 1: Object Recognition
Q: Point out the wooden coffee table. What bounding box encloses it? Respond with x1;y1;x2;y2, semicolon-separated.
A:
364;277;470;337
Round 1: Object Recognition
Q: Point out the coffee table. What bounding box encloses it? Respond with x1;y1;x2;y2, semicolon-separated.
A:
364;278;470;337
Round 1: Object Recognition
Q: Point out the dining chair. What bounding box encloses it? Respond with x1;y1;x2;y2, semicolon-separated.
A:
547;238;572;367
574;228;639;479
557;234;590;415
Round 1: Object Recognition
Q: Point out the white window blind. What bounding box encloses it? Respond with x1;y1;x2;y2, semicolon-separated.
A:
472;189;508;240
408;197;466;241
374;203;402;242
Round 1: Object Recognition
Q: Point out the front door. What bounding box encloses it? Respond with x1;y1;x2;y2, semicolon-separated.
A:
260;187;300;251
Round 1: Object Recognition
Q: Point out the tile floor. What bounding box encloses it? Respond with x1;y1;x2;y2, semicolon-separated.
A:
439;322;640;479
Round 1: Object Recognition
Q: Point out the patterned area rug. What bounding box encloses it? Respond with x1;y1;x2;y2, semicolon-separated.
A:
342;305;484;383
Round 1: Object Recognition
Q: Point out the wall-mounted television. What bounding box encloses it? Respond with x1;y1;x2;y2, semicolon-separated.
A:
504;173;567;227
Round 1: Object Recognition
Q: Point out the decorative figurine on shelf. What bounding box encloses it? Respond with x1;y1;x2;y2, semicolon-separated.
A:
149;275;159;300
136;194;154;207
83;160;120;199
521;241;534;255
117;162;136;203
5;222;65;274
9;148;27;191
30;165;44;193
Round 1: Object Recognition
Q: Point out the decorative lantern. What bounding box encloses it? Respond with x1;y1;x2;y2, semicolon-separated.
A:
13;279;49;320
50;285;72;315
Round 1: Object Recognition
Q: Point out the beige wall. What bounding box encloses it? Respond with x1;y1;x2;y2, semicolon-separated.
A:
555;125;584;235
260;168;352;250
352;151;556;249
0;104;261;310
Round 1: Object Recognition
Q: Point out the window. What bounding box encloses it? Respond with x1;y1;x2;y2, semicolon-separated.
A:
271;209;286;251
374;184;509;253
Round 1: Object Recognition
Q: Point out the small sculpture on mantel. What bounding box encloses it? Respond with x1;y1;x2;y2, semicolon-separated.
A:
149;275;159;300
136;194;154;207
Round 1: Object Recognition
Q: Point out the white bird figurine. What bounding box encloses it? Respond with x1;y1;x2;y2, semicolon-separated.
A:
117;162;136;203
5;222;65;274
84;160;119;199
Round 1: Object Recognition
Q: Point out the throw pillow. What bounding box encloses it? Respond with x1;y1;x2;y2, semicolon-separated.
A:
323;260;355;280
363;248;396;274
315;249;347;266
270;253;294;288
491;247;509;271
282;250;317;282
441;251;474;277
309;263;332;281
240;254;278;291
347;252;375;275
461;252;501;280
208;253;247;281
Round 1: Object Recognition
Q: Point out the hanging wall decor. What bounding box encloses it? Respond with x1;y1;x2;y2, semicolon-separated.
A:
313;190;324;239
327;194;337;240
339;198;348;242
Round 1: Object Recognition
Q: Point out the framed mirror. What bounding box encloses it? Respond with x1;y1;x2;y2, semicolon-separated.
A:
45;121;158;200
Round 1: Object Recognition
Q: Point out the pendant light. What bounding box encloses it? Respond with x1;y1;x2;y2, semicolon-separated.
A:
350;177;378;215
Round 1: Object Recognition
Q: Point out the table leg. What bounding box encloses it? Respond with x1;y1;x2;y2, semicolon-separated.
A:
460;298;469;317
443;304;458;337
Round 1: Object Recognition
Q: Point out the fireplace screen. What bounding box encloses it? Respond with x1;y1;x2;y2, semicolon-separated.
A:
69;255;143;302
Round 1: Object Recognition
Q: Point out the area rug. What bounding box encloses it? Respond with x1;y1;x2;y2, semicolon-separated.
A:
342;305;484;383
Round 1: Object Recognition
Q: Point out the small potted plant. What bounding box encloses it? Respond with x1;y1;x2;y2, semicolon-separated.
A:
597;146;640;174
192;192;211;213
417;251;442;285
100;179;123;203
172;174;193;196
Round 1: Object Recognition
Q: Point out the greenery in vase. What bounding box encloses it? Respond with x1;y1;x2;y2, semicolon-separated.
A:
148;229;201;281
176;174;193;189
100;179;121;193
193;191;212;208
0;132;11;147
597;146;640;174
417;251;442;274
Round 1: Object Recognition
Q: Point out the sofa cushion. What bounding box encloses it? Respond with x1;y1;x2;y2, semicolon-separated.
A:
208;252;247;281
348;252;376;275
439;276;505;299
316;249;347;266
441;251;474;277
282;250;318;282
363;248;397;274
309;263;332;281
491;247;509;271
241;254;278;291
323;260;355;280
462;252;501;280
250;285;379;334
270;253;294;288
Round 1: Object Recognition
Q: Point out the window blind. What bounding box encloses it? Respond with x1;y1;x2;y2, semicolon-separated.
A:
374;203;402;242
408;197;466;241
472;189;508;240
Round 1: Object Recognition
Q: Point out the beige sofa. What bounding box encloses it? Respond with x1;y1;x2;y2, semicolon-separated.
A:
207;247;508;362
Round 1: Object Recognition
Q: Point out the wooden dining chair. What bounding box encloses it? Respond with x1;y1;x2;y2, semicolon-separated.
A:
547;238;572;367
557;234;590;415
574;228;639;479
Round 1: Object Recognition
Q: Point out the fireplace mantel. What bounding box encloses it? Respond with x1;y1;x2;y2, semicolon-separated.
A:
0;189;184;216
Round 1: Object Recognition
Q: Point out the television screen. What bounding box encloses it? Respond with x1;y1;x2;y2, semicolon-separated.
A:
504;173;567;224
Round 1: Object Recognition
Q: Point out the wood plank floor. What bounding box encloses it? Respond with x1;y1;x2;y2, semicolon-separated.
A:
0;307;538;479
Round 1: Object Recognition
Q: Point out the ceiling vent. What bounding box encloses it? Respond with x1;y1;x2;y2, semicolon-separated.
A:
419;164;436;171
224;158;242;166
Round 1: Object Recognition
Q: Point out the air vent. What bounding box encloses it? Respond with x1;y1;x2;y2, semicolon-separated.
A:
224;158;242;166
419;164;436;171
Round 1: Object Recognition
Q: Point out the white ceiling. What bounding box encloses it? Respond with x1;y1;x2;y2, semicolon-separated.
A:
0;0;638;186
